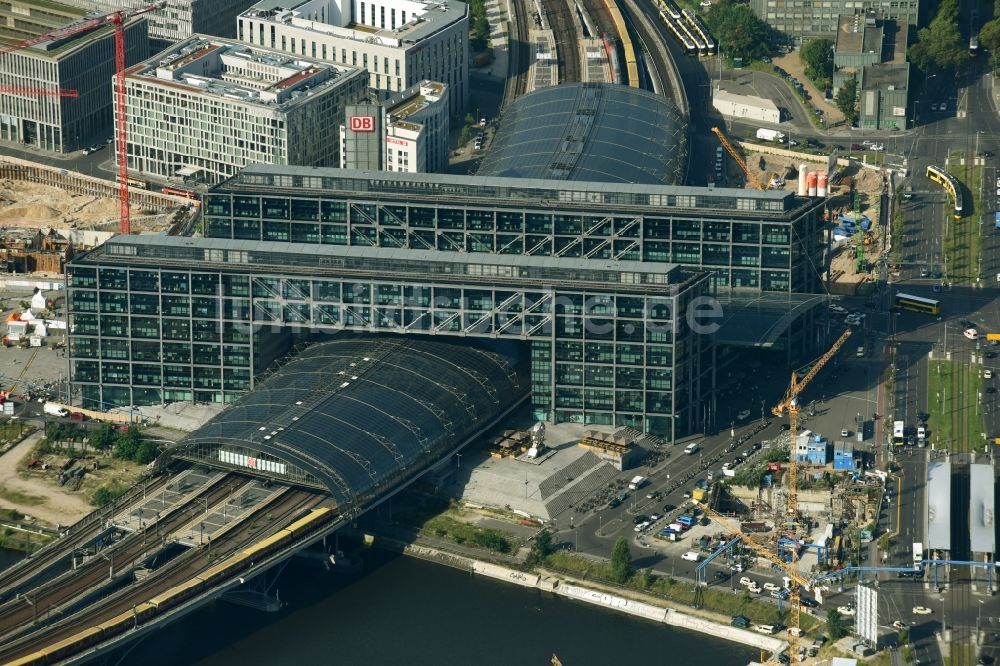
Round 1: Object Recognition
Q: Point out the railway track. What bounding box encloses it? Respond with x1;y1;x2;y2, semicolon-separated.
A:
0;473;176;598
0;488;323;663
541;0;581;83
501;0;531;109
0;474;241;638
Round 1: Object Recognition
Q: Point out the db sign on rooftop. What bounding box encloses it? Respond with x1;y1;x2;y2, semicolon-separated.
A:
350;116;375;132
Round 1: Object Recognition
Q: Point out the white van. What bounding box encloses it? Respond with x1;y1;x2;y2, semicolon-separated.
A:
681;551;701;562
856;346;865;357
684;442;700;455
753;624;777;635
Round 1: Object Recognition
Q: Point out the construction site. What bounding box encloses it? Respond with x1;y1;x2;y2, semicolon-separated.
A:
713;127;889;298
0;157;196;238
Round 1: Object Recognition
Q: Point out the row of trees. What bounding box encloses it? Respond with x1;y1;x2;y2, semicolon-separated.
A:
703;0;775;64
908;0;967;73
529;530;635;584
980;0;1000;66
467;0;490;52
41;423;158;464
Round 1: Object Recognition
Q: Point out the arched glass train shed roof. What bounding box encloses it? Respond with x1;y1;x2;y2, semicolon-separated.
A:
162;337;528;513
477;82;688;185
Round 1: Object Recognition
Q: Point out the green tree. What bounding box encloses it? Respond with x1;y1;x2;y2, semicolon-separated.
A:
528;529;553;565
907;0;966;73
835;75;858;124
114;426;141;461
800;38;834;87
703;0;772;63
88;424;115;452
467;0;490;51
981;18;1000;66
134;439;160;465
826;608;846;639
610;537;632;584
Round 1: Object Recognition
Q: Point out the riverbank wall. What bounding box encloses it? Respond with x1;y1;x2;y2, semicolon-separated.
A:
365;533;786;656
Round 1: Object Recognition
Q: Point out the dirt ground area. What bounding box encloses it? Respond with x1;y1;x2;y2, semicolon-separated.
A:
0;430;148;527
0;180;174;232
0;432;93;526
771;52;845;125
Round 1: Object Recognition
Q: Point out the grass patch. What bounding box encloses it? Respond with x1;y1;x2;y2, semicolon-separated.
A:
945;154;983;283
0;527;52;553
0;486;45;506
421;514;515;554
927;360;985;453
891;192;904;264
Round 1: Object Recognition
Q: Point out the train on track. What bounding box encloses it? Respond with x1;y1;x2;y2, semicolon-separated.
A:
925;164;964;220
655;0;715;57
601;0;639;87
4;507;335;666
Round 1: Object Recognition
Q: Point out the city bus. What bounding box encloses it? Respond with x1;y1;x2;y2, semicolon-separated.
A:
894;293;940;315
893;420;905;446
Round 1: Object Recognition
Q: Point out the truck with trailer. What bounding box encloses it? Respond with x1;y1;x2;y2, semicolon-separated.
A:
628;475;646;490
755;128;785;143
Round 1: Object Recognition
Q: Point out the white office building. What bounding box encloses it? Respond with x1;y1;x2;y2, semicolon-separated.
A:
340;80;448;173
237;0;468;113
119;35;367;185
0;0;148;153
63;0;260;46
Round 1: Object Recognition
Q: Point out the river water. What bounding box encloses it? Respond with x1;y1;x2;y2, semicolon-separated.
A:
0;548;755;665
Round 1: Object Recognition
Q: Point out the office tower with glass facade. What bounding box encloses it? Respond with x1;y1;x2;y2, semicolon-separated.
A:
202;165;827;295
67;235;713;441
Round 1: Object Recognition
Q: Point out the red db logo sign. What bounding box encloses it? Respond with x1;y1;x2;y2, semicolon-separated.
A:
350;116;375;132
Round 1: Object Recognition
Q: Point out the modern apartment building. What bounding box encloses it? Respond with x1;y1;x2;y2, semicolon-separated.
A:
750;0;920;41
202;165;827;295
0;0;148;152
67;235;713;441
339;80;449;173
62;0;258;47
119;36;367;185
237;0;468;113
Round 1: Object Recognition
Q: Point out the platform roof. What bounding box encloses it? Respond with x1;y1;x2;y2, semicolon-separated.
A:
167;337;528;510
926;461;951;551
713;291;827;347
970;463;995;554
476;83;687;185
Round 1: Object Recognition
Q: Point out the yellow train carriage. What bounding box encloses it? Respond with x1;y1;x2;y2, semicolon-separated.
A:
284;507;334;536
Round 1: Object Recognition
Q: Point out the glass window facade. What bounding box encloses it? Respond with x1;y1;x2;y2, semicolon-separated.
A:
67;238;714;442
203;170;825;294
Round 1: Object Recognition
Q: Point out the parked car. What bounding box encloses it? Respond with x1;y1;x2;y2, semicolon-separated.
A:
892;620;906;630
737;409;751;420
739;576;753;587
837;605;856;616
829;303;847;314
733;456;745;464
762;582;780;592
912;606;933;615
634;521;651;532
800;597;819;608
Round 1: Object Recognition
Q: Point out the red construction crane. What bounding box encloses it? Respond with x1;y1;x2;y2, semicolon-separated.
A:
0;3;162;234
0;87;78;97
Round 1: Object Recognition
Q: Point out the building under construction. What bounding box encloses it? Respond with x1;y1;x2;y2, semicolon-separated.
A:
0;228;72;274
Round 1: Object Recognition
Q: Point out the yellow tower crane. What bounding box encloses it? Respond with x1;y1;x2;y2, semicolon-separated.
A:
711;126;766;190
771;328;853;518
695;500;815;663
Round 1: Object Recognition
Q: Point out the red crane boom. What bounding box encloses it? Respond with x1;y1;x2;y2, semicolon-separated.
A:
0;3;162;234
